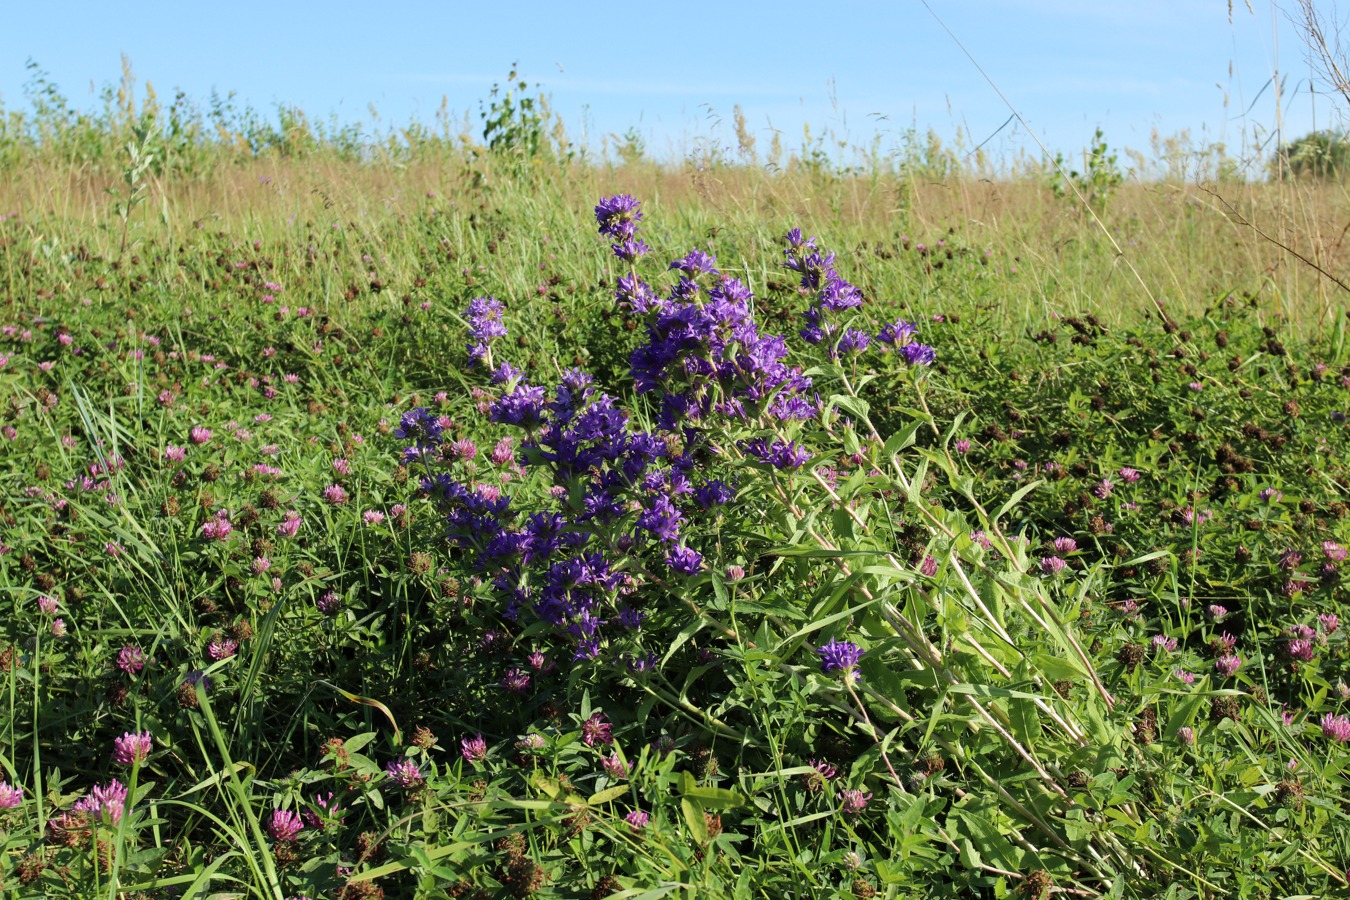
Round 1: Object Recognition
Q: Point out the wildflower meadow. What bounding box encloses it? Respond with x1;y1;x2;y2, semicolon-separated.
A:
1;73;1350;899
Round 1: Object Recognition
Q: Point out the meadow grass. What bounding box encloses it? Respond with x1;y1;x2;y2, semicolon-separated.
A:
6;145;1349;334
0;92;1349;898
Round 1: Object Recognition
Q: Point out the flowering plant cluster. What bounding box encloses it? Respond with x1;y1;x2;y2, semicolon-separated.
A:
0;175;1347;900
395;197;938;675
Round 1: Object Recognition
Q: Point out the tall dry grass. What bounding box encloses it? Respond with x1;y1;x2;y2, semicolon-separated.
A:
3;153;1347;334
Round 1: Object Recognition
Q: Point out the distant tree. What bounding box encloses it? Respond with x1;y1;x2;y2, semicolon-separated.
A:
1270;130;1350;180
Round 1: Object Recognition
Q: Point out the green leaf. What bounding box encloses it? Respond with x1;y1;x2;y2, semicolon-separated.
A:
776;585;875;655
133;851;234;895
858;657;913;720
1163;692;1204;740
662;619;705;666
530;772;560;799
679;771;744;808
1009;697;1042;752
958;838;983;870
682;797;708;843
829;393;871;420
1081;695;1116;744
884;419;924;456
588;785;630;806
956;810;1024;871
951;474;976;501
342;731;378;754
920;688;950;749
683;786;745;809
709;571;730;610
942;411;969;452
176;761;252;797
1030;652;1086;683
907;458;929;505
948;683;1049;702
993;479;1044;523
409;844;459;879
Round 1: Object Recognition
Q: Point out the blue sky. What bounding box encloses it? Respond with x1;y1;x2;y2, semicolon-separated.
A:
0;1;1330;170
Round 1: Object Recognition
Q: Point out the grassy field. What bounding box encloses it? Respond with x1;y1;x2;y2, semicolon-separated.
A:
6;149;1350;328
1;86;1350;898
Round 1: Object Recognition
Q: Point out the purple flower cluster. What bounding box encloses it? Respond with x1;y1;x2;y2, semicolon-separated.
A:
461;733;488;762
877;319;916;346
112;730;153;766
741;438;812;471
783;228;937;363
1151;634;1177;654
414;366;703;658
385;757;425;789
1322;713;1350;743
1284;623;1318;664
595;194;650;262
117;643;147;675
817;638;864;683
601;753;630;779
666;544;704;576
782;229;860;350
267;809;304;842
836;327;871;355
1040;556;1068;576
875;317;936;366
491;381;550;428
500;667;531;693
581;712;614;747
464;296;507;366
400;195;947;680
898;341;938;366
72;779;128;824
396;406;448;469
595;194;642;237
627;268;817;429
837;788;872;815
407;207;827;663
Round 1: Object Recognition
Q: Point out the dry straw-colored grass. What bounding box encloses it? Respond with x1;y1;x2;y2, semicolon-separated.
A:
2;151;1347;334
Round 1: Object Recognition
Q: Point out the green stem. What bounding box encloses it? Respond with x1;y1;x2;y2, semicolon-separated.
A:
30;629;44;833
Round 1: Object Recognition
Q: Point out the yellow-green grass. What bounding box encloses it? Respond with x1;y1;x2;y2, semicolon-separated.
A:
3;152;1347;339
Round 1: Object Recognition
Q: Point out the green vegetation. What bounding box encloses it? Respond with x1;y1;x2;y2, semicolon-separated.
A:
1272;130;1350;181
0;72;1349;898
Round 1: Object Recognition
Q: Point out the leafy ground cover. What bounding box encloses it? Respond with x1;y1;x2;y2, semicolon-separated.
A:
1;149;1349;899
